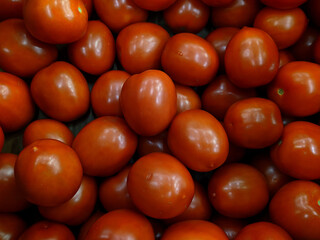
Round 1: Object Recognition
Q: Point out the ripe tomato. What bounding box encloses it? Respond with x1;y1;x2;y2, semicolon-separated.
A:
212;215;248;240
0;72;34;133
168;109;229;172
31;61;90;122
15;139;83;207
225;27;279;88
0;126;4;152
120;70;176;136
23;0;88;44
201;0;235;7
137;131;171;157
116;22;170;74
175;84;201;114
132;0;177;11
0;0;23;21
23;119;74;147
127;152;194;219
0;213;26;240
77;211;104;240
279;50;295;68
0;19;58;77
260;0;307;9
269;180;320;240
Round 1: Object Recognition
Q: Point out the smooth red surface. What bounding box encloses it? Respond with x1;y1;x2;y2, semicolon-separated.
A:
137;131;171;157
175;84;201;114
0;213;26;240
0;0;23;21
77;211;104;240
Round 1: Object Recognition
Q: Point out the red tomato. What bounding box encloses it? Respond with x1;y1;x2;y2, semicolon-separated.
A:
15;139;83;207
260;0;307;9
23;0;88;44
127;152;194;219
72;116;137;177
91;70;130;117
235;222;292;240
82;0;93;16
208;163;269;218
201;0;235;7
0;0;23;21
163;0;210;33
77;211;104;240
0;72;34;133
18;221;75;240
85;209;154;240
23;119;74;147
31;61;90;122
0;213;26;240
175;84;201;114
0;153;30;212
38;176;97;226
132;0;177;11
269;180;320;240
161;220;228;240
120;70;176;136
201;75;257;120
0;127;4;152
0;19;58;78
68;20;115;75
314;36;320;64
225;27;279;88
267;61;320;117
161;33;219;86
137;131;171;157
168;109;229;172
279;50;295;68
93;0;148;33
307;0;320;27
116;22;170;74
212;215;248;240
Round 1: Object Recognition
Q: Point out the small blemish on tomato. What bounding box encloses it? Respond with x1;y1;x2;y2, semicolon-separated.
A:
32;146;38;152
78;7;82;13
277;88;284;96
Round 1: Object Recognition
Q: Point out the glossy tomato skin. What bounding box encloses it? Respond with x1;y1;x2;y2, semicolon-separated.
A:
94;0;148;33
267;61;320;117
31;61;90;122
279;50;295;68
91;70;130;117
161;220;228;240
175;84;201;114
224;98;283;149
269;180;320;240
0;0;23;21
208;163;269;218
137;131;171;157
225;27;279;88
85;209;155;240
68;20;115;75
0;213;26;240
132;0;176;11
168;109;229;172
201;0;235;7
72;116;137;177
0;19;58;78
117;23;170;74
0;72;34;133
23;119;74;147
163;0;210;33
0;127;4;152
270;121;320;180
23;0;88;44
18;221;75;240
254;7;307;49
161;33;219;86
201;75;257;120
15;139;83;207
235;222;292;240
212;215;248;240
260;0;307;9
38;176;97;226
120;70;176;136
0;153;30;212
127;152;194;219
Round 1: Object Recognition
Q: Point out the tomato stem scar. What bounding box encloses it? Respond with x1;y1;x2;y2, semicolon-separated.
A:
277;88;284;96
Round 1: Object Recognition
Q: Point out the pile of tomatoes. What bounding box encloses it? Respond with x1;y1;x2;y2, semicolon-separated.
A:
1;0;320;239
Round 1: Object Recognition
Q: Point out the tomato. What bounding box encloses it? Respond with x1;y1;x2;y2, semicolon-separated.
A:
168;109;228;171
0;153;30;213
127;152;194;219
31;61;90;122
91;70;130;117
85;209;154;240
14;139;83;207
99;165;136;211
307;0;320;27
0;72;34;133
224;27;279;88
279;50;295;68
212;215;248;240
18;221;75;240
314;36;320;64
82;0;93;17
93;0;148;33
208;163;269;218
77;211;104;240
260;0;307;9
72;116;137;177
137;131;171;157
235;222;292;240
132;0;177;11
267;61;320;117
201;75;257;120
23;0;88;44
254;7;307;49
163;0;210;33
38;176;97;226
211;0;261;28
120;70;176;136
269;180;320;240
0;127;4;152
161;33;219;86
161;220;228;240
0;19;58;78
175;84;201;114
0;0;23;21
201;0;235;7
23;119;74;147
116;22;170;74
0;213;26;240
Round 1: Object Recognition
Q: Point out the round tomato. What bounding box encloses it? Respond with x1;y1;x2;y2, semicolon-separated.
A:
0;213;26;240
137;131;171;157
132;0;177;11
260;0;307;9
175;84;201;114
